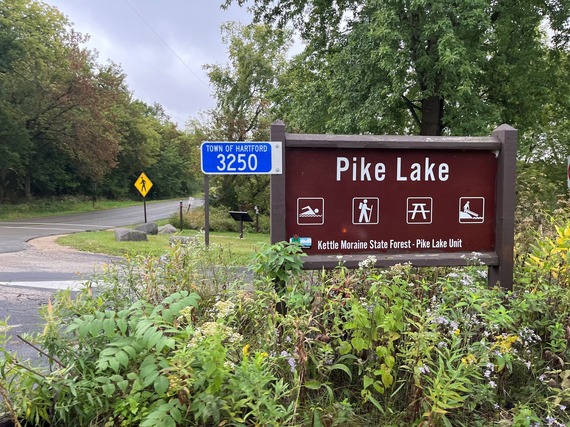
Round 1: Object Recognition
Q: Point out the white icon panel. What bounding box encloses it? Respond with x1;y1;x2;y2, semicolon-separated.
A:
352;197;379;225
297;197;324;225
459;197;485;223
407;197;433;224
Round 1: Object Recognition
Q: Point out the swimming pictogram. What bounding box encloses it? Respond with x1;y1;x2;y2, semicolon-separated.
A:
459;197;485;223
299;205;321;217
297;198;324;225
352;197;379;225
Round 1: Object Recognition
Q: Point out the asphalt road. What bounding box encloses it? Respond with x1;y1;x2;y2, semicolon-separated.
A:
0;199;201;361
0;199;190;253
0;285;63;362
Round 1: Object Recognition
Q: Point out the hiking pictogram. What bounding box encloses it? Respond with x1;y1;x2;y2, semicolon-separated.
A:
352;197;379;225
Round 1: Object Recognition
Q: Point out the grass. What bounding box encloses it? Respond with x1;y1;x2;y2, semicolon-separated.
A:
56;229;270;264
0;198;143;220
1;196;268;264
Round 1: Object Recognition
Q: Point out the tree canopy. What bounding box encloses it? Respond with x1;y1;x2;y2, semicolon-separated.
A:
225;0;570;141
0;0;200;202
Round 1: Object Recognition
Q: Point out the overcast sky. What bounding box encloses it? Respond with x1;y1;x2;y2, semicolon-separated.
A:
41;0;254;127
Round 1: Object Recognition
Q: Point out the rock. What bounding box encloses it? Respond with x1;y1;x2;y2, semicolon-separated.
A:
158;224;178;234
134;222;158;235
114;228;148;242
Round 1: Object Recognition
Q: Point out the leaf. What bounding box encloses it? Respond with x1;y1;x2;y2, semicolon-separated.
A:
109;358;120;373
363;391;384;412
381;370;394;388
103;318;115;337
303;380;323;390
375;345;388;358
90;318;103;336
330;363;352;381
116;318;128;335
154;375;170;395
101;383;116;397
337;340;352;355
142;371;160;388
372;381;385;394
117;380;130;392
351;337;367;351
123;345;138;360
145;329;164;350
384;355;396;369
115;350;129;368
170;405;182;423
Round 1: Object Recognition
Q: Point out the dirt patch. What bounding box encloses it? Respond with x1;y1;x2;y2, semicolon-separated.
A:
28;234;83;252
0;235;121;275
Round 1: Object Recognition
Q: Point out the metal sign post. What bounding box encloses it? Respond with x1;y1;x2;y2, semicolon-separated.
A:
134;172;153;223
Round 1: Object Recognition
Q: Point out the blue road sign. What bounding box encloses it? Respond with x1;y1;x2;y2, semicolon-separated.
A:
201;141;282;174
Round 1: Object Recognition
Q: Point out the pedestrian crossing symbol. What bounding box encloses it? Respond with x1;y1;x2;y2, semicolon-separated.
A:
134;172;153;197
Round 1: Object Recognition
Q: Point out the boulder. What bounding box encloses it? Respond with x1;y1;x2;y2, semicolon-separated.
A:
114;228;148;242
135;222;158;235
158;224;178;234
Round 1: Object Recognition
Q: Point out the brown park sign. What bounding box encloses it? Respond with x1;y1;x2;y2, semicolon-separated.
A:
270;121;517;289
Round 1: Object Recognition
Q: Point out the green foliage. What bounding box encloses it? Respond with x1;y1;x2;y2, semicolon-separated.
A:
190;22;292;211
233;0;570;145
175;205;270;233
0;2;200;202
251;240;306;283
2;287;293;425
87;240;252;307
6;207;570;425
0;197;139;220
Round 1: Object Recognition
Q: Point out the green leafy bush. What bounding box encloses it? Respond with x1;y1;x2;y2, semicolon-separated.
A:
173;206;270;233
3;221;570;426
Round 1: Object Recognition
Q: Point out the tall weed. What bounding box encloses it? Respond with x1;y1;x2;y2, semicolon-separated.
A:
2;234;570;425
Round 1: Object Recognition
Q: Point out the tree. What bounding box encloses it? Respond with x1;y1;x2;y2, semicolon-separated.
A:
195;22;291;211
0;0;127;200
102;101;200;200
225;0;570;138
146;117;201;200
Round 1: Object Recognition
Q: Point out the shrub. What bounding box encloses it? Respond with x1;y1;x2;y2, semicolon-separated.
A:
3;224;570;425
171;206;270;233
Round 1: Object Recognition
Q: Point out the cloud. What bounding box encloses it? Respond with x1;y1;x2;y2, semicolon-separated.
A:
42;0;252;126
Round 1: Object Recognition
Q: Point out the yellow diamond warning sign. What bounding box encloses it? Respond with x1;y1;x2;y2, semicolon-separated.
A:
134;172;153;197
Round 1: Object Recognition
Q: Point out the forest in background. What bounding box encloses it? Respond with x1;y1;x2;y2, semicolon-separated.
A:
1;0;569;214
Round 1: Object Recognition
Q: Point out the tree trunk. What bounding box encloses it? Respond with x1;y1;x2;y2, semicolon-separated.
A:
420;95;444;136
